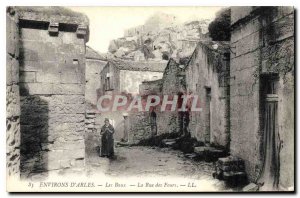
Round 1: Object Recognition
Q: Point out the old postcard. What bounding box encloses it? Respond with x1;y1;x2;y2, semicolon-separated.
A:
6;6;295;192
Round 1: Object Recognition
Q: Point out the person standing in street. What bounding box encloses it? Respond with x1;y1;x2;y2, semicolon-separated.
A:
100;118;115;158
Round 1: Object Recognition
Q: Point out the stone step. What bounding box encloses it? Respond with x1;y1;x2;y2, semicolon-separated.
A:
161;139;177;147
217;156;245;168
86;109;97;114
184;153;199;160
223;171;247;185
194;146;227;161
223;171;246;178
85;119;95;124
86;114;96;117
217;164;245;172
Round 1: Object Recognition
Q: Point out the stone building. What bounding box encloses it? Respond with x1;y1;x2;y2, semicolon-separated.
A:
136;41;230;146
99;59;167;142
6;6;294;191
155;59;187;136
84;46;107;159
85;46;107;109
185;41;230;149
139;79;162;96
6;7;89;179
229;7;294;190
100;59;166;95
135;59;187;142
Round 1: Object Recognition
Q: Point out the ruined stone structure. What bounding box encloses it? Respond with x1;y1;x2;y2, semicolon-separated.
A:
185;41;230;149
109;13;210;62
6;7;89;178
229;7;294;190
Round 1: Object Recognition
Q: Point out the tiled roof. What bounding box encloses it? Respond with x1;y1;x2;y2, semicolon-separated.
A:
183;41;230;69
109;59;168;72
86;46;107;60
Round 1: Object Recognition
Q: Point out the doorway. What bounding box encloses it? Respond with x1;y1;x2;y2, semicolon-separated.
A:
150;110;157;136
205;87;211;144
258;74;280;190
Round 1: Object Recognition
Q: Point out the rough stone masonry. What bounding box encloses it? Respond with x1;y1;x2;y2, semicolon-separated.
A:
229;7;294;189
6;7;21;180
6;7;90;178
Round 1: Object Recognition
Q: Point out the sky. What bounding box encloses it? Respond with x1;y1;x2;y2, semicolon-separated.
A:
69;7;224;53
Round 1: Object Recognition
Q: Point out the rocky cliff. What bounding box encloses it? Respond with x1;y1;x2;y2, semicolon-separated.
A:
107;13;211;62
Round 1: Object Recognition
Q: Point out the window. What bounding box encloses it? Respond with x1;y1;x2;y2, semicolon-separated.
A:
105;77;110;90
261;74;279;95
73;59;79;65
104;73;114;91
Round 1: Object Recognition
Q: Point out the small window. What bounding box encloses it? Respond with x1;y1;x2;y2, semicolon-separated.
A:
105;77;110;90
206;87;211;99
73;59;79;65
105;75;114;91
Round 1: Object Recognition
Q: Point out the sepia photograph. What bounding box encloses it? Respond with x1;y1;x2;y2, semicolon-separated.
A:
5;5;295;192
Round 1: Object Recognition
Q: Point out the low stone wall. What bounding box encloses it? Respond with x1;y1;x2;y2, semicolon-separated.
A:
128;112;153;144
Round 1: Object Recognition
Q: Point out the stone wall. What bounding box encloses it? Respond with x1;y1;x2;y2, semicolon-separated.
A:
100;62;120;94
16;8;89;176
84;49;107;151
185;42;230;148
230;7;262;183
100;60;166;95
230;7;294;189
133;59;188;139
98;60;166;143
139;79;162;96
128;112;153;144
6;8;21;179
85;58;107;107
119;70;163;94
156;59;186;136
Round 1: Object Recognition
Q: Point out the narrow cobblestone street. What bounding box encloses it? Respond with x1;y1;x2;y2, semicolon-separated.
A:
86;144;233;191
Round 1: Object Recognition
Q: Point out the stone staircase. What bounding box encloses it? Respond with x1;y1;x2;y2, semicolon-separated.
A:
213;156;247;185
